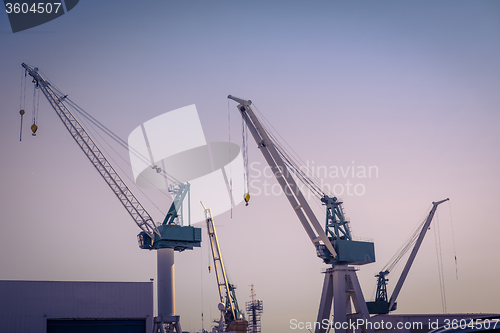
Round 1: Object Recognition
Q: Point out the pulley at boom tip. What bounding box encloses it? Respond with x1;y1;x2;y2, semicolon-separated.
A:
227;95;252;106
433;198;449;205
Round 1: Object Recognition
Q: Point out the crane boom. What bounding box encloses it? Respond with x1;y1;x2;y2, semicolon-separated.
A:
22;63;160;239
227;95;337;258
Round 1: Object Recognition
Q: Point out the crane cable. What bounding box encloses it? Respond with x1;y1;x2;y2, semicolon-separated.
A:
227;99;233;216
251;103;332;199
262;119;323;197
31;69;176;217
242;117;250;205
70;100;182;187
368;206;431;301
433;211;447;313
48;80;183;187
247;103;337;217
377;203;454;312
381;205;432;275
31;76;40;136
77;112;168;217
448;200;459;280
19;68;27;141
36;68;182;184
65;96;181;184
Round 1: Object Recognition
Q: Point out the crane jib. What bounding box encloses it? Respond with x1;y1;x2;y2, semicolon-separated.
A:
21;63;202;253
21;63;160;239
228;95;376;266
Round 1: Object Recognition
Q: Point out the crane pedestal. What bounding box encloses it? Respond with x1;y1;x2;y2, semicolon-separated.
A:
154;248;182;333
316;266;373;333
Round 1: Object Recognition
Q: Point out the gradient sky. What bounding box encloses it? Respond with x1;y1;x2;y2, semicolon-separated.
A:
1;1;500;332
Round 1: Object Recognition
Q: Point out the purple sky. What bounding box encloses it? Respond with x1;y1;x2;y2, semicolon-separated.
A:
1;1;499;332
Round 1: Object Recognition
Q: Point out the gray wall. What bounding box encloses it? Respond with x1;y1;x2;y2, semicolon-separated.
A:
0;280;153;333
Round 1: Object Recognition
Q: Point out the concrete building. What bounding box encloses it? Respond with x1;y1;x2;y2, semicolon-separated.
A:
0;280;153;333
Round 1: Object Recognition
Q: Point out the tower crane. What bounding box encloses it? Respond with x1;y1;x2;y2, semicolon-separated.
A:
202;203;248;333
228;96;375;333
366;198;449;314
21;63;201;333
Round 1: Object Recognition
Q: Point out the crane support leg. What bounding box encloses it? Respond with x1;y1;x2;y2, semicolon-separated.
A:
154;248;182;333
317;268;334;331
316;266;373;333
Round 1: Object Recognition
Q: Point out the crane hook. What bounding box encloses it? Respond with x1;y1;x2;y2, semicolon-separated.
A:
19;110;25;141
31;123;38;136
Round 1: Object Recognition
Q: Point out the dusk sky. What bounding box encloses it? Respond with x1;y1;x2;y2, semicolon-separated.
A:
1;1;499;332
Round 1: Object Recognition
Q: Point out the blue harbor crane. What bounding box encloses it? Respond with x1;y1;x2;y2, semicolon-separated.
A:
366;199;449;314
21;63;201;333
228;96;375;333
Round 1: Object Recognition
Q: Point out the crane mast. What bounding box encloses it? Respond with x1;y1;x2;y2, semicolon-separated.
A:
22;63;159;239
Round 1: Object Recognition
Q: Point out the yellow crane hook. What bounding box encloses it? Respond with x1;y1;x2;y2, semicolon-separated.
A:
31;123;38;136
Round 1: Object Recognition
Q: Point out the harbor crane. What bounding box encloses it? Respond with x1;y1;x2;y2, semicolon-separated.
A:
21;63;201;333
228;96;375;333
202;203;248;333
366;198;449;314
